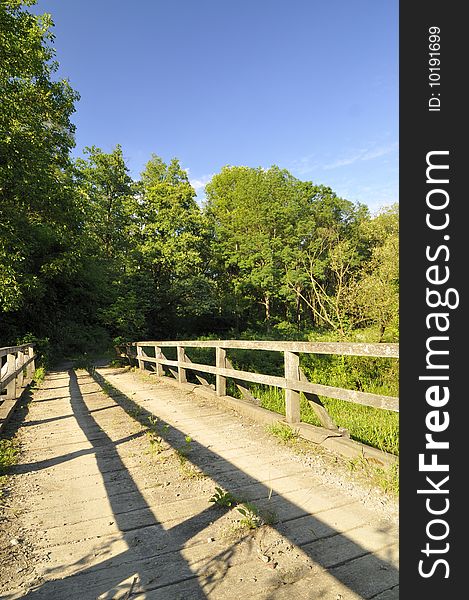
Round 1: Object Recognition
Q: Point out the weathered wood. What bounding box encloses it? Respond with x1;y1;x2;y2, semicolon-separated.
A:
299;367;339;431
215;347;226;396
177;346;187;384
135;340;399;358
27;345;35;378
154;346;165;377
16;349;25;388
136;346;144;370
5;353;16;400
225;358;260;405
138;355;399;412
0;344;32;359
134;339;398;413
184;353;214;389
0;354;36;392
168;368;179;380
1;346;36;432
284;351;301;423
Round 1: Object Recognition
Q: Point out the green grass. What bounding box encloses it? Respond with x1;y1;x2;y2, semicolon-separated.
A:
347;456;399;497
0;439;18;474
266;422;299;444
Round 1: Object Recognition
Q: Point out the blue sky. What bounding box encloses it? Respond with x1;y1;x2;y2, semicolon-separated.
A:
34;0;398;212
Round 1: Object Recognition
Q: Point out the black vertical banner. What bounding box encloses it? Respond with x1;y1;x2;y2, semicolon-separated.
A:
400;1;465;597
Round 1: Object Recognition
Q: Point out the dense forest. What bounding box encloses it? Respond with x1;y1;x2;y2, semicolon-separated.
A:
0;1;398;361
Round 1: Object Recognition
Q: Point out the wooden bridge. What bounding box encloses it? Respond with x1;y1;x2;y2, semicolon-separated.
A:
1;341;399;599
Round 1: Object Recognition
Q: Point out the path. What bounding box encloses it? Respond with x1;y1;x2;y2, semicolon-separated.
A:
1;366;399;599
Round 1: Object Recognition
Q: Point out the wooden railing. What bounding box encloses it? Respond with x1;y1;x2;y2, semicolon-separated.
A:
0;344;36;430
130;340;399;432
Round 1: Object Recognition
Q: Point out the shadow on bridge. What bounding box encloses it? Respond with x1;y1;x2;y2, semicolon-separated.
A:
14;367;398;599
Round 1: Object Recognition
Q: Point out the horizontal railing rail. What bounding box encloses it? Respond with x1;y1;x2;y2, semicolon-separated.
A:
134;339;398;358
128;340;399;431
0;344;37;430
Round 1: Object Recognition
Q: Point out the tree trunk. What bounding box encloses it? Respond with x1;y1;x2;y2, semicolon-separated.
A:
264;293;270;321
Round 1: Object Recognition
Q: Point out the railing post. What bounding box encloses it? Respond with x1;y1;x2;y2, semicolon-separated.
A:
154;346;164;376
284;351;301;424
27;345;35;379
177;346;187;383
136;345;144;370
16;348;25;389
216;347;226;396
5;352;16;400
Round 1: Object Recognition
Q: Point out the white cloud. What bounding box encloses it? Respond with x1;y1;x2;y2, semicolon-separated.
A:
291;141;398;175
190;174;213;193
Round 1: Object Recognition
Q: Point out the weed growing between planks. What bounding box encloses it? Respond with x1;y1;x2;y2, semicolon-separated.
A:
209;487;238;508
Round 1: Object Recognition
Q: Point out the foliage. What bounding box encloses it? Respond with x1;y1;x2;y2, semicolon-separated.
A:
0;0;79;300
347;204;399;340
209;487;238;508
33;366;46;386
236;502;263;529
0;438;18;476
135;155;215;338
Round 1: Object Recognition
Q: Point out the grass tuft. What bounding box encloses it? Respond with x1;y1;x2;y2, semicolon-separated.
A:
266;422;299;443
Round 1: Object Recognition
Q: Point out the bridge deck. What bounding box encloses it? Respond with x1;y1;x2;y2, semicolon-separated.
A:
2;366;398;599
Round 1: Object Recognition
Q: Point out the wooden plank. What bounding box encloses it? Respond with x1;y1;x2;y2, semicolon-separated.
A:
140;357;398;411
215;347;226;396
284;351;300;423
136;346;144;370
184;354;214;389
168;368;179;380
291;380;399;412
5;353;16;400
299;367;339;431
0;354;44;392
177;346;186;383
26;345;35;378
16;349;24;388
154;346;165;377
0;369;17;391
0;344;33;359
135;340;399;358
225;358;260;405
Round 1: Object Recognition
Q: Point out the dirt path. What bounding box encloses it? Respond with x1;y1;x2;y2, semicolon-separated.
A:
1;366;398;599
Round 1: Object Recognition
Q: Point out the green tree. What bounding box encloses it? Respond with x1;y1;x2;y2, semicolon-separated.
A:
136;154;214;337
205;165;302;328
0;0;82;347
75;145;137;260
347;204;399;340
283;187;369;335
73;145;152;346
206;167;368;334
